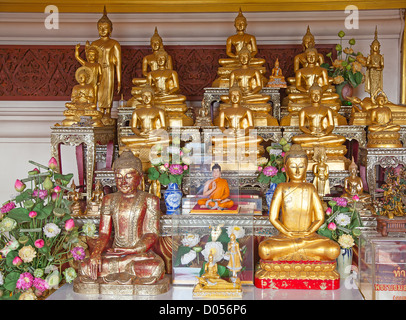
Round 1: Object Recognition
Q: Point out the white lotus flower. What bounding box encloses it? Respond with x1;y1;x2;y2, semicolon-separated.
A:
181;250;197;265
181;234;200;247
226;226;245;239
201;241;225;263
43;223;61;238
335;213;351;227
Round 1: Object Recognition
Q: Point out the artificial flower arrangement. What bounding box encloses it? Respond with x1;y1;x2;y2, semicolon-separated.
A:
174;225;248;280
147;139;192;188
321;30;366;104
317;196;363;249
0;158;92;300
256;138;291;185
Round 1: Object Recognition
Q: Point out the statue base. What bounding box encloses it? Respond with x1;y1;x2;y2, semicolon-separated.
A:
280;111;347;127
367;131;402;148
72;275;170;295
350;111;406;126
193;277;243;299
254;260;340;290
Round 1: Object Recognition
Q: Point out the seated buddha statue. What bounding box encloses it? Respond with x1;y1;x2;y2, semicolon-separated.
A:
255;144;340;289
367;91;402;148
127;28;173;107
212;9;266;87
197;163;234;210
213;85;264;161
146;49;193;127
291;85;348;170
341;157;372;204
61;66;103;127
267;58;287;88
218;46;278;126
75;150;168;295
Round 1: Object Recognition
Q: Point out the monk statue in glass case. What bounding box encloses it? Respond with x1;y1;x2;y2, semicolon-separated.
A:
74;150;169;295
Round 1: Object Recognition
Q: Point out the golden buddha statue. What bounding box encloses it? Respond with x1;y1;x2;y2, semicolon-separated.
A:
312;147;330;198
212;8;266;87
91;7;121;126
67;181;83;216
61;66;103;127
281;48;345;126
218;46;278;126
193;250;242;298
127;27;174;107
146;49;193;126
194;99;213;127
367;91;402;148
85;180;104;217
341;157;371;205
255;144;340;289
212;85;264;167
291;85;348;170
267;58;287;88
365;27;384;97
74;150;169;295
74;42;103;103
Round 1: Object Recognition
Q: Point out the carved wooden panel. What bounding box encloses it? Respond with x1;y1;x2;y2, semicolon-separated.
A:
0;44;335;101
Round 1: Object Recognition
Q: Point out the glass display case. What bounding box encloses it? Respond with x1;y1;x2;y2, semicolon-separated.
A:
172;215;254;285
358;231;406;300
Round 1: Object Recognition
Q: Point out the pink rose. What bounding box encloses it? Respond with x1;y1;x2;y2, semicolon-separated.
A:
29;211;37;218
34;239;45;249
65;219;75;231
326;207;332;215
328;222;337;231
48;157;58;170
281;152;285;157
258;166;263;172
352;195;360;202
14;179;26;192
12;256;23;266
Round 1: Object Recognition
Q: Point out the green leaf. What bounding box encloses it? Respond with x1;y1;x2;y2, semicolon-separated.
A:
147;167;160;180
217;264;229;278
15;189;33;203
317;227;333;240
158;173;170;186
6;251;19;268
7;207;30;223
354;71;363;87
4;272;20;292
320;62;330;69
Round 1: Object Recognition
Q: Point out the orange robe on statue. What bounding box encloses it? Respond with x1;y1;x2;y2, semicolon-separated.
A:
197;178;234;209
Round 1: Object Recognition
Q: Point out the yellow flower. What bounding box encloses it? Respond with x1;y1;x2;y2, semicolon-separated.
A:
19;289;37;300
333;76;345;85
356;54;367;67
343;47;354;55
18;245;37;263
338;234;355;248
332;59;344;69
352;61;362;73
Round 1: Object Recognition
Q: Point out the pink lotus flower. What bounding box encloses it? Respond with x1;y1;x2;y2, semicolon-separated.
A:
281;152;285;157
1;201;15;214
51;192;58;201
48;157;58;170
258;166;263;172
29;211;37;218
263;166;278;177
352;195;360;202
169;164;184;175
326;207;332;215
13;256;23;266
328;222;337;230
16;272;34;290
34;239;45;249
164;163;170;168
333;197;348;207
14;179;26;192
33;189;48;200
65;219;75;231
53;186;62;193
71;246;86;261
33;277;49;293
183;165;188;171
281;167;286;172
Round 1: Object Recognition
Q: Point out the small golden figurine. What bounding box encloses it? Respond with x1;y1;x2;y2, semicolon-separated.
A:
365;27;384;97
194;99;213;127
85;180;104;217
67;181;83;216
312;147;330;198
267;58;287;88
74;150;169;295
367;90;402;148
256;144;340;290
61;66;103;127
193;250;242;299
91;6;121;125
226;233;242;278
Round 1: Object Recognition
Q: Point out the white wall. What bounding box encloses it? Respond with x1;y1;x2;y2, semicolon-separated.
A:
0;9;404;204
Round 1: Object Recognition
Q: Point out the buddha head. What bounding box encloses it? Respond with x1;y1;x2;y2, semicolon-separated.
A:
349;157;358;177
156;49;169;68
238;45;251;66
302;26;316;51
151;27;163;51
370;27;381;53
234;8;247;32
211;163;222;179
85;41;101;63
309;84;323;104
97;6;113;37
228;84;243;105
372;89;388;107
113;149;143;195
284;144;308;183
304;47;318;65
141;84;155;106
75;66;93;85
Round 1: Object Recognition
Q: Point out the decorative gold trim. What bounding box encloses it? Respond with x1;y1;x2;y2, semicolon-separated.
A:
1;0;405;13
401;9;406;104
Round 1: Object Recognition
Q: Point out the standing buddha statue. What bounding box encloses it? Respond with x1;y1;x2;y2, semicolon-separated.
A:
365;27;384;97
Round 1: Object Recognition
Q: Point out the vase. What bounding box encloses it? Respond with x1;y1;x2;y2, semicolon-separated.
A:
336;81;354;105
164;182;182;215
265;182;277;210
336;247;353;279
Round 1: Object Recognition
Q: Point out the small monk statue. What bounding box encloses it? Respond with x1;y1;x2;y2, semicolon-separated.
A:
365;27;384;97
74;42;103;103
121;85;168;148
197;163;234;210
61;66;103;127
267;58;287;88
212;8;266;87
91;6;121;125
341;157;371;204
75;150;168;294
367;90;402;148
257;144;340;262
312;147;330;198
